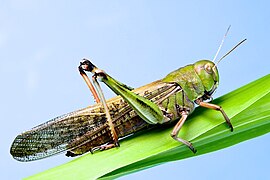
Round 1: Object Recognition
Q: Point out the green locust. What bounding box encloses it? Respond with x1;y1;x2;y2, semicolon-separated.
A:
10;30;246;162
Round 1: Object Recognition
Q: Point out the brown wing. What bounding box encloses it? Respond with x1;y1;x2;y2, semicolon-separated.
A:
10;80;177;161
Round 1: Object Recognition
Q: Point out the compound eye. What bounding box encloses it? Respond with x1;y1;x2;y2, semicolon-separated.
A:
204;63;212;74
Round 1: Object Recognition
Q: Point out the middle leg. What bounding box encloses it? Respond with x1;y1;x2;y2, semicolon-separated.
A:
170;110;197;153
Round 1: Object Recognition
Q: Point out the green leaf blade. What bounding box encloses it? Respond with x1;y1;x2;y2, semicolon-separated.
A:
26;74;270;180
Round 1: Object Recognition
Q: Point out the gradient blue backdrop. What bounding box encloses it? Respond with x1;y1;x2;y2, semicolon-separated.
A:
1;1;269;179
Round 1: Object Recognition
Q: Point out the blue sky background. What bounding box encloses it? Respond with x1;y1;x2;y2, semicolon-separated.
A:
1;1;269;179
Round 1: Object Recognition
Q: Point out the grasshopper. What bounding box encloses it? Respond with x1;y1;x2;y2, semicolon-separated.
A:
10;29;246;162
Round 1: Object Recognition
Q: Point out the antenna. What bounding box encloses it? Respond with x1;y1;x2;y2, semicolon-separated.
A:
213;25;231;62
215;38;247;66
